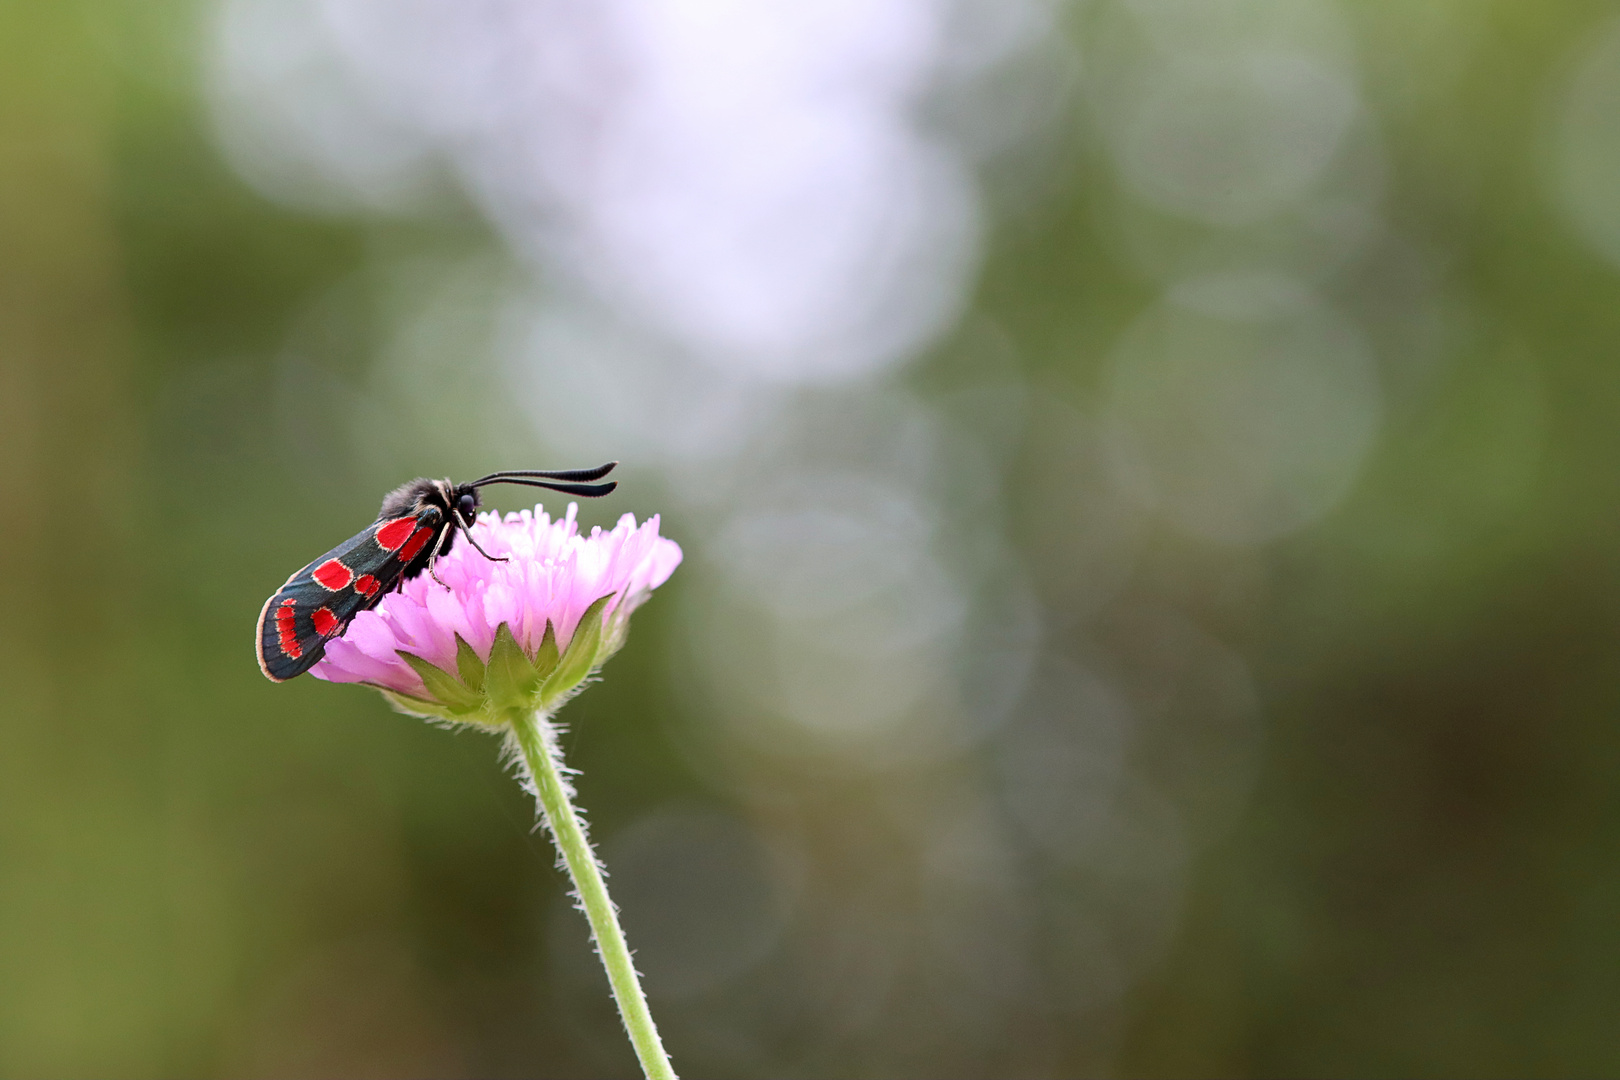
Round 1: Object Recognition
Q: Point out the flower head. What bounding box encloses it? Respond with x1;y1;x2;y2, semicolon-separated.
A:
313;504;681;723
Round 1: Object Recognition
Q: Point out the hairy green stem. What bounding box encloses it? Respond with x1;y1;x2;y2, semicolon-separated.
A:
510;708;676;1080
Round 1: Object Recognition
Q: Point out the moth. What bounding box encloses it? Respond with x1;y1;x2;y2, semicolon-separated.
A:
256;463;618;682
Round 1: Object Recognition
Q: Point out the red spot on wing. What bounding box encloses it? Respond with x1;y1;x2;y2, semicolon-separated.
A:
312;607;340;637
275;598;302;659
398;525;435;563
354;575;380;598
313;558;353;591
376;517;416;552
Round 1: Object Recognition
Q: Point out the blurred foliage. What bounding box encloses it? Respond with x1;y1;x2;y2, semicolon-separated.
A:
6;0;1620;1077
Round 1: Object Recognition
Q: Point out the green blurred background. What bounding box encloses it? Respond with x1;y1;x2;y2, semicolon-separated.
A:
6;0;1620;1076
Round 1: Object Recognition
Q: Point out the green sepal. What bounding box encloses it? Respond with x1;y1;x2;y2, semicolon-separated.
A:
531;621;560;682
484;622;540;713
598;593;640;662
398;651;482;714
542;593;615;707
455;633;486;693
376;687;458;722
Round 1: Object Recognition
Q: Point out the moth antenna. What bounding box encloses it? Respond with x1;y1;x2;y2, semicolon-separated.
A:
478;478;618;498
470;461;617;486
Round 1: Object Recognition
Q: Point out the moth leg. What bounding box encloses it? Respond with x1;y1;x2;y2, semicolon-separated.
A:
426;524;455;589
461;526;509;564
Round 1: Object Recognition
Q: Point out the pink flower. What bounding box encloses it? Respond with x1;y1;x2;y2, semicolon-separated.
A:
312;504;681;719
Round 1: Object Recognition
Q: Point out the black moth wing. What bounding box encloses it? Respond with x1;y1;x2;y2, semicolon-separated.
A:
256;504;447;682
